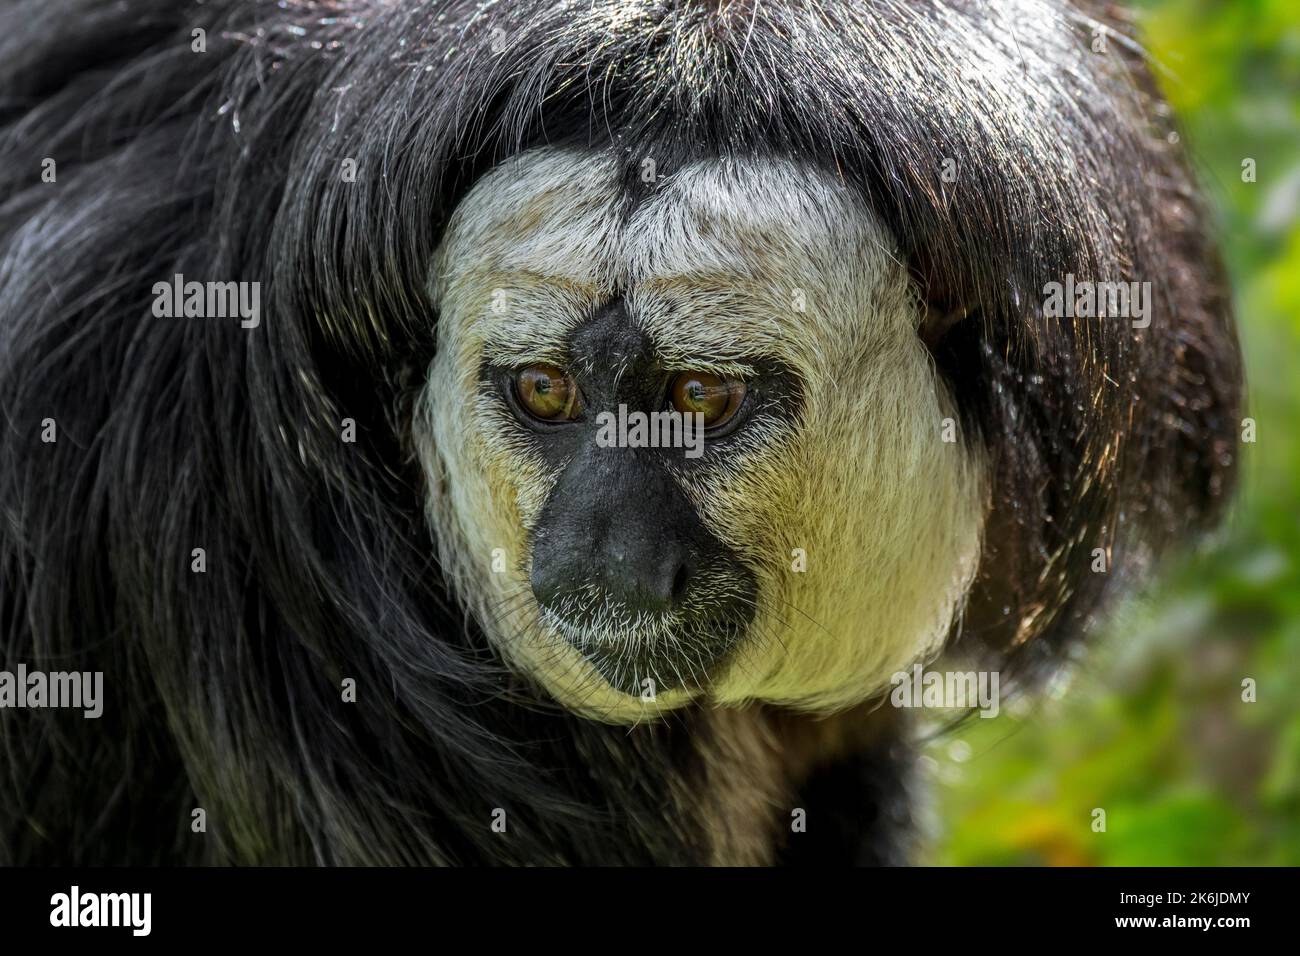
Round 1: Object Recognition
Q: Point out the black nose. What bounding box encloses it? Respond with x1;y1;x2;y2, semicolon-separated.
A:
528;443;706;620
531;519;692;617
524;438;757;694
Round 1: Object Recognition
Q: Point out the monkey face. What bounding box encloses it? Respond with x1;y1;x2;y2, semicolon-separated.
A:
417;148;988;723
492;307;767;698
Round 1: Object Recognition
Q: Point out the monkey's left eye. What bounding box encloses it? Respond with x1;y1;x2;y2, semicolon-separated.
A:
514;363;581;421
669;371;746;429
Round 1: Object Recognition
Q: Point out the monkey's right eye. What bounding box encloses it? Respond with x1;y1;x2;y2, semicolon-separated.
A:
513;363;581;421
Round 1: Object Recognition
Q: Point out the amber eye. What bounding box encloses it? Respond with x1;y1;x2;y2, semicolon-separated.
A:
669;371;746;428
514;363;580;421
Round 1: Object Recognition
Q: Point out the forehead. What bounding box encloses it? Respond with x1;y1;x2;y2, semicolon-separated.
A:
431;147;901;367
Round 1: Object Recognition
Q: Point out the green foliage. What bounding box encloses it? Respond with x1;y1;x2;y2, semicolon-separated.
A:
930;0;1300;865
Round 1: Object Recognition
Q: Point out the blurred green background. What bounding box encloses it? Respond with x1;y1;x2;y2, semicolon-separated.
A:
928;0;1300;866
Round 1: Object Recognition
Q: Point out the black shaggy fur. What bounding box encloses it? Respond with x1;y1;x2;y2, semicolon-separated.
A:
0;0;1241;864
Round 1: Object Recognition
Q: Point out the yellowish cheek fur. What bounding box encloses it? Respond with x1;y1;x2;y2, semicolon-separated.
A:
754;379;983;710
683;327;986;713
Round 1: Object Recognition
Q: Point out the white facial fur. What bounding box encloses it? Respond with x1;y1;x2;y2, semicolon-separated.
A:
415;147;987;724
